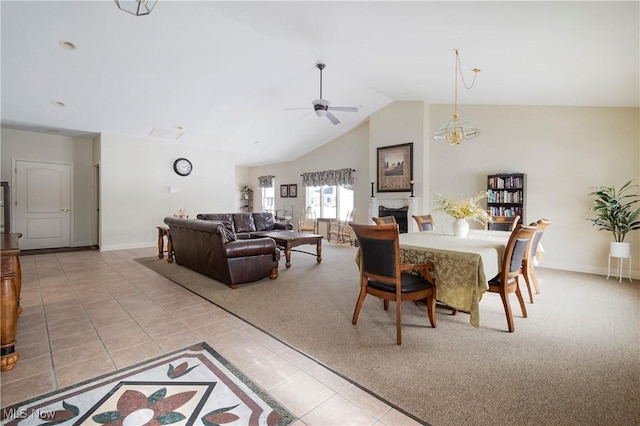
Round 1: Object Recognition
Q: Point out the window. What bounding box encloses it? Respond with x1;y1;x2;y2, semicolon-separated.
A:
305;185;353;219
262;186;275;213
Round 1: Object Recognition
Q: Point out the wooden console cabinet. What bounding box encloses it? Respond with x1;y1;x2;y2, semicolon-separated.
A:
1;232;22;371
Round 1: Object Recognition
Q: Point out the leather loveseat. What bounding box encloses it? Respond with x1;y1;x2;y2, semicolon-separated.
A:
196;212;292;239
164;217;280;289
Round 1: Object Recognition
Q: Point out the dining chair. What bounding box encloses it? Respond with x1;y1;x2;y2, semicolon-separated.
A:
351;222;436;345
486;215;520;231
337;208;357;245
297;206;317;234
412;214;434;231
520;218;552;303
372;215;397;225
328;209;354;243
486;223;538;332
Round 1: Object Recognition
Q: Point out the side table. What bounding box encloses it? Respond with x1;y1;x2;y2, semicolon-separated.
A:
157;226;174;263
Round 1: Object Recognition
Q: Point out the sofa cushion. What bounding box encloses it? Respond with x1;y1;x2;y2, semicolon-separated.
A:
253;212;276;231
217;221;237;243
197;213;235;232
232;213;256;233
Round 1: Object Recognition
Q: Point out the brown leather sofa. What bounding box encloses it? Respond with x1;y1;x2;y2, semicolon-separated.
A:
164;217;280;289
196;212;292;239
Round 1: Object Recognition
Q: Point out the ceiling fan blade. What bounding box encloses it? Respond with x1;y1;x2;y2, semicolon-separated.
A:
285;107;313;111
297;110;315;120
328;106;358;113
326;111;340;125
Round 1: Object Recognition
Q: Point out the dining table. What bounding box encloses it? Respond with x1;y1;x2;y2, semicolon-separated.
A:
399;229;513;328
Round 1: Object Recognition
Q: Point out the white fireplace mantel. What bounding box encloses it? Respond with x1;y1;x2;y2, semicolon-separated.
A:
369;197;420;233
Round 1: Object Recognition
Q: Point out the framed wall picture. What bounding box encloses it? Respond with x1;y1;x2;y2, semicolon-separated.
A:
377;142;413;192
288;184;298;198
280;184;289;198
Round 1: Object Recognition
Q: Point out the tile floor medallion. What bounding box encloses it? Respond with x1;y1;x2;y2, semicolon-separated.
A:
1;342;295;426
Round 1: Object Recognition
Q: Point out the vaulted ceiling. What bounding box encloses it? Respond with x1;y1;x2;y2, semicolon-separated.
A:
1;1;638;166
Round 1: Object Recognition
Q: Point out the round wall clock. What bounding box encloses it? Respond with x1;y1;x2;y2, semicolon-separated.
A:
173;158;192;176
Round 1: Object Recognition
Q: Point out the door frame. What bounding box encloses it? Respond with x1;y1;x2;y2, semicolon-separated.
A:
12;158;74;248
93;162;100;249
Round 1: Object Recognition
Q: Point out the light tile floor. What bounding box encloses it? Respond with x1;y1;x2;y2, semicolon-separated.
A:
0;248;423;425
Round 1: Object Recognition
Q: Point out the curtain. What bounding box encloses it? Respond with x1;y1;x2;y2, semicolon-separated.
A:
257;175;275;188
301;168;355;189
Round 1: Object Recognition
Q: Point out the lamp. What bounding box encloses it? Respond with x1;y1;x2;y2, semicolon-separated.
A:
433;49;481;145
114;0;157;16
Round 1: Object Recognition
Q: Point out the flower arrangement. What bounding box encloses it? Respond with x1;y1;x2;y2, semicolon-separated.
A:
432;191;491;224
173;209;189;219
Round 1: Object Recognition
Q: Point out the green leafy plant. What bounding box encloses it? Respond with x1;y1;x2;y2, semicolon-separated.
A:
587;180;640;242
432;191;491;225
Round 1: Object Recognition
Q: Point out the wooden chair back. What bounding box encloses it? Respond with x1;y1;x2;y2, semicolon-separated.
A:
372;215;397;225
520;218;552;302
412;214;434;231
486;215;520;231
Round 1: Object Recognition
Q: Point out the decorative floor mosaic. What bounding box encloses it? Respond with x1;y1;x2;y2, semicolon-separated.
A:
1;342;295;426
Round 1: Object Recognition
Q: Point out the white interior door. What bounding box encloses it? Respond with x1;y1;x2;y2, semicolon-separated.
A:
14;160;71;249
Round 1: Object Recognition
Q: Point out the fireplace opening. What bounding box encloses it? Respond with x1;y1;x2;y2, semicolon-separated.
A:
378;206;409;233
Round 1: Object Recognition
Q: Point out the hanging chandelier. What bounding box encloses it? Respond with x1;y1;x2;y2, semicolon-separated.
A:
114;0;158;16
432;49;481;145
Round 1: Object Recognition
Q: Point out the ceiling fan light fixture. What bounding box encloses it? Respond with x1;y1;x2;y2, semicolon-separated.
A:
432;49;481;145
114;0;158;16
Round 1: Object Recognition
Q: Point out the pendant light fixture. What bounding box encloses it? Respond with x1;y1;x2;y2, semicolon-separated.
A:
433;49;481;145
114;0;157;16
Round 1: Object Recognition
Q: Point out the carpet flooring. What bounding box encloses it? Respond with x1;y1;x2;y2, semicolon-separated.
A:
136;243;640;425
1;342;295;426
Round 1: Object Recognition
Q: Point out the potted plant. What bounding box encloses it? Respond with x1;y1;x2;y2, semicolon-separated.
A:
432;191;491;237
587;180;640;257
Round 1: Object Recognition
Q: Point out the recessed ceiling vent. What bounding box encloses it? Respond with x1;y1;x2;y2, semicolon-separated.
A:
149;127;183;140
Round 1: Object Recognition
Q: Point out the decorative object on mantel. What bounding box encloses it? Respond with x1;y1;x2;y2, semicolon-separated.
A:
377;143;413;193
370;181;375;198
114;0;158;16
432;49;481;145
587;180;640;282
432;191;491;237
173;209;189;219
410;180;415;197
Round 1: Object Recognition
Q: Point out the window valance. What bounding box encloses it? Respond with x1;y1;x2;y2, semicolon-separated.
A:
257;175;275;188
301;168;355;188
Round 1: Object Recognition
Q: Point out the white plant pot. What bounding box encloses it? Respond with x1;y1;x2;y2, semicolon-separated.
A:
453;219;470;238
610;241;631;258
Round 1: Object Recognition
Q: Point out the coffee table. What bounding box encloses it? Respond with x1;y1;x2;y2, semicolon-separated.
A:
251;230;322;268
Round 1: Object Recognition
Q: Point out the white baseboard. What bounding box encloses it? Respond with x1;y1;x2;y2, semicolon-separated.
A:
100;241;156;252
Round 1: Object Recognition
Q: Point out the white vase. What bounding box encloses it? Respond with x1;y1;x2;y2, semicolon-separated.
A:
453;219;470;238
610;241;631;258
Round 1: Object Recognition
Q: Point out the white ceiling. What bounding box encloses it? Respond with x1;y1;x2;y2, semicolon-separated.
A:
2;1;638;166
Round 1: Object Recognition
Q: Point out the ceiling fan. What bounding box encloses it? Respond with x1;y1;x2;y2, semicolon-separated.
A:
287;62;359;125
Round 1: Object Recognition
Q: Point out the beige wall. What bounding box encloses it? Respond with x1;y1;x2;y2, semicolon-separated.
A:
1;129;242;250
251;102;640;277
430;104;639;274
2;102;638;275
0;128;94;246
248;122;370;225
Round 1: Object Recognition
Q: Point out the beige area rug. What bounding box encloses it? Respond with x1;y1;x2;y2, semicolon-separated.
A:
136;244;640;425
0;342;295;426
